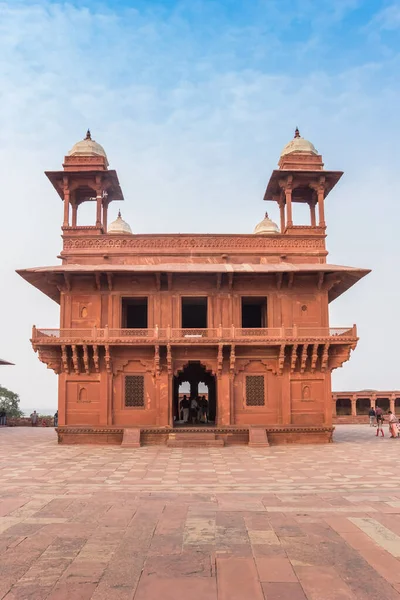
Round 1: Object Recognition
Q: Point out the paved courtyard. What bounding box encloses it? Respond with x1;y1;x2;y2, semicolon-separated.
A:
1;425;400;599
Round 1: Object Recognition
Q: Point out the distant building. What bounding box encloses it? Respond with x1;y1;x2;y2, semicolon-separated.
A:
18;129;369;445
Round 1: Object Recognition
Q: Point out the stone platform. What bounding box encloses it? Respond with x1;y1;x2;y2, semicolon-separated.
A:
2;425;400;599
56;425;334;446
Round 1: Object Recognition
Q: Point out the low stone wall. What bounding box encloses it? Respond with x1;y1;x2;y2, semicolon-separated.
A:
333;416;370;424
6;416;55;427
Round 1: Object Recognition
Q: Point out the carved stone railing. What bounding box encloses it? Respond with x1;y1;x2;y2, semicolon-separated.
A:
31;325;357;345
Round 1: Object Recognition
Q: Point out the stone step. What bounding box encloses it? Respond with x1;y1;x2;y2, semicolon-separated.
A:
174;432;218;440
248;426;269;447
167;432;224;447
121;428;141;448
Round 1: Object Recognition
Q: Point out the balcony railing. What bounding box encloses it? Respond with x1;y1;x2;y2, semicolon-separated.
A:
32;325;357;343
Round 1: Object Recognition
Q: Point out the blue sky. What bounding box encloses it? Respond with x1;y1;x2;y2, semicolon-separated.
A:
0;0;400;408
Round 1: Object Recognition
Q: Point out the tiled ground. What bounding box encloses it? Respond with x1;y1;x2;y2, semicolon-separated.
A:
1;425;400;599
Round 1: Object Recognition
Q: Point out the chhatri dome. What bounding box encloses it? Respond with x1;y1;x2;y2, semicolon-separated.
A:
68;130;109;165
108;210;133;235
253;212;279;235
280;127;318;157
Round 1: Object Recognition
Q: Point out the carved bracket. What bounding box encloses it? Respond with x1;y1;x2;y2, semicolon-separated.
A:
311;343;319;373
290;344;298;373
72;344;80;375
278;344;285;375
93;345;100;373
37;347;62;375
299;344;308;374
154;345;160;379
217;344;223;379
105;344;112;374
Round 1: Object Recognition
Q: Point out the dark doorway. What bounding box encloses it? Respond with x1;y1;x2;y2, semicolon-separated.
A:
173;361;216;426
241;297;267;328
181;297;208;329
336;398;351;416
122;298;148;328
356;398;370;415
376;398;389;412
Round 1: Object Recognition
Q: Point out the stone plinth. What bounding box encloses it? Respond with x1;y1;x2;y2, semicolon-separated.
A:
249;426;269;447
121;428;141;447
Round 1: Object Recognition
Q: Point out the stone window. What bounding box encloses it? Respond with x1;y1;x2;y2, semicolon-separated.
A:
125;375;145;408
246;375;265;406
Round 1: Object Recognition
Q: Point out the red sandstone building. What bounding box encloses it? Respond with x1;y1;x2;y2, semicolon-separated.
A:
18;129;369;445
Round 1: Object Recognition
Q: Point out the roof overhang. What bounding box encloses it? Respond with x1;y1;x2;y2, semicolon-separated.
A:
264;170;343;201
45;170;124;201
17;263;370;304
0;358;14;366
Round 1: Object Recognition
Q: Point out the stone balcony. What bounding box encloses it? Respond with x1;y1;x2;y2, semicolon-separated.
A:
32;325;357;346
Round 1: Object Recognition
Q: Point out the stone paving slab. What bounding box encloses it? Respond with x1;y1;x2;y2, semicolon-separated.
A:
2;425;400;598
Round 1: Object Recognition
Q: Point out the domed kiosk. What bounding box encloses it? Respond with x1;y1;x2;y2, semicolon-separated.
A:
68;130;109;166
108;211;133;235
253;212;279;235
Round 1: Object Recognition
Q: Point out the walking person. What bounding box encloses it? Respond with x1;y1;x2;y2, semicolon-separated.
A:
368;406;376;427
376;410;384;437
180;396;189;423
54;410;58;428
200;395;208;424
190;397;198;424
30;410;38;427
388;411;398;438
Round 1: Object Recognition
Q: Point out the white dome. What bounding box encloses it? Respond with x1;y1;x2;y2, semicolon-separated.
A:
253;212;279;235
108;211;133;235
68;130;108;161
280;128;318;157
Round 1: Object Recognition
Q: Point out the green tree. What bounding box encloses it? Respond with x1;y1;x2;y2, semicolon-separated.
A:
0;385;24;417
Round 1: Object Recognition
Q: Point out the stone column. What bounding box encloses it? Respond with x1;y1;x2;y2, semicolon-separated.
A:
371;394;376;409
217;371;230;426
279;198;286;232
72;204;77;227
103;202;108;233
285;186;293;227
332;394;337;417
317;184;326;227
96;194;102;228
99;370;110;426
309;200;317;227
158;370;170;427
58;373;66;426
351;395;357;417
95;176;103;228
390;394;396;413
190;380;199;398
63;178;70;227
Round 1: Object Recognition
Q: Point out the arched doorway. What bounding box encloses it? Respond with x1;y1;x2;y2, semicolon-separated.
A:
173;361;216;426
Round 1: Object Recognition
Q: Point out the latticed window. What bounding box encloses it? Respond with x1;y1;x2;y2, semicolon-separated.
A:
125;375;145;407
246;375;265;406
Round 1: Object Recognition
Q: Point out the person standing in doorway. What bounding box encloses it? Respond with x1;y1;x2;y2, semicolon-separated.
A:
30;411;38;427
368;406;376;427
190;397;198;424
180;396;189;423
200;396;208;424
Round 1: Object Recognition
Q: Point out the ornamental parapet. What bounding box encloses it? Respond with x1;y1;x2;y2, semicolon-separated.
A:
32;325;357;346
31;326;357;375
